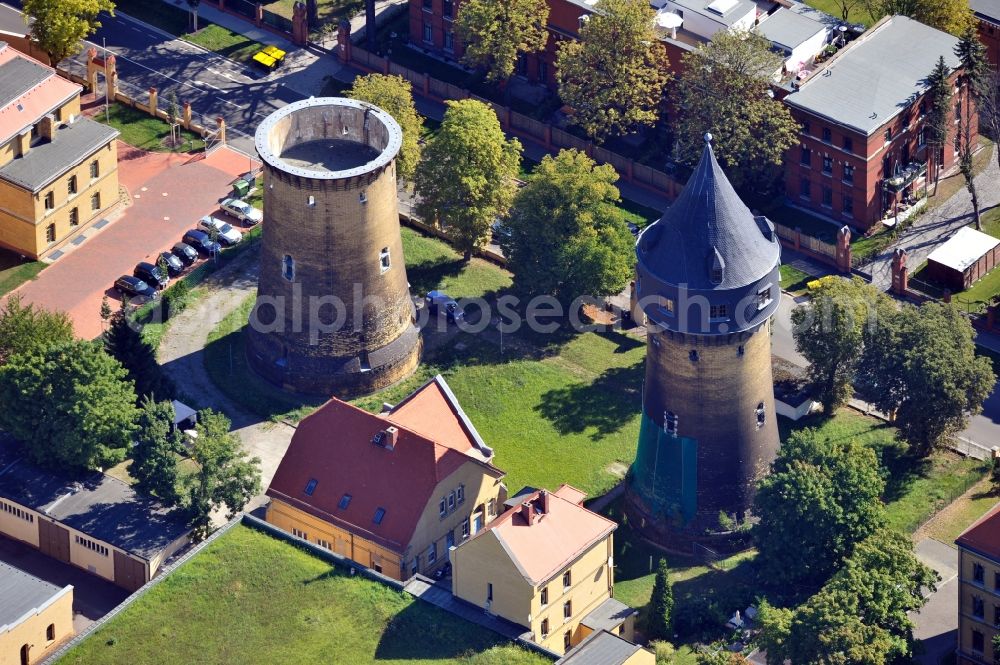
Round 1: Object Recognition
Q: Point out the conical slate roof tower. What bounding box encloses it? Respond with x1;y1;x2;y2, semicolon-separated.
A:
627;134;782;533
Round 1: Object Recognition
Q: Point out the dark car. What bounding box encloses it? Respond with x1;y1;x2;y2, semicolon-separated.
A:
134;261;168;289
426;290;464;323
159;251;184;276
114;275;157;300
182;229;221;256
172;242;198;266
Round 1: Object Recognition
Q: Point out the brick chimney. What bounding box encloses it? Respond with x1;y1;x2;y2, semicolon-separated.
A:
538;489;550;515
384;426;398;450
38;114;56;142
520;501;535;524
16;129;29;156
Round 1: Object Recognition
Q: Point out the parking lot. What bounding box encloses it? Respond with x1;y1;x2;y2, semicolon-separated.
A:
12;143;259;339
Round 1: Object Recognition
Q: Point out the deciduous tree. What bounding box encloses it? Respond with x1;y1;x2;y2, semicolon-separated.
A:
185;409;261;540
0;340;137;470
22;0;115;68
347;74;423;181
502;149;633;306
414;99;521;260
791;277;893;415
555;0;670;142
675;30;798;190
0;294;73;365
755;430;886;595
131;397;181;504
866;0;973;36
858;302;995;456
104;309;173;401
454;0;549;84
648;558;674;640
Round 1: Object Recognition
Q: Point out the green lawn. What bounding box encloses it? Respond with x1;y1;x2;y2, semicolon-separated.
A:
103;104;205;153
925;479;1000;546
779;264;811;293
401;227;512;299
803;0;876;25
0;248;44;296
62;525;546;665
265;0;362;22
183;24;267;63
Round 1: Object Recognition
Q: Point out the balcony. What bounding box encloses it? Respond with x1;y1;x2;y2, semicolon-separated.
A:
882;161;927;193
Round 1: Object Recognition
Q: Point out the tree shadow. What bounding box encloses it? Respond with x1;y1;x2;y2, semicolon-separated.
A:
535;362;644;440
405;257;467;299
373;599;511;661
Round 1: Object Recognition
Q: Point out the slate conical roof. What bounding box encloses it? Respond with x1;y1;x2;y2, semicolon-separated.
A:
638;135;780;291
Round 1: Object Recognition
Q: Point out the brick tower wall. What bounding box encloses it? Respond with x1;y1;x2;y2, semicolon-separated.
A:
635;320;779;524
246;100;421;397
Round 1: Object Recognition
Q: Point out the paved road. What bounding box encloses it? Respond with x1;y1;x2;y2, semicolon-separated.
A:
912;538;959;665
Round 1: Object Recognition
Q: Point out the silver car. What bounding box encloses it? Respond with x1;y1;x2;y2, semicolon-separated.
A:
198;215;242;246
220;198;262;226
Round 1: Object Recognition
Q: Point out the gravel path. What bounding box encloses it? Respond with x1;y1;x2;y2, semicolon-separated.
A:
156;249;295;490
865;144;1000;290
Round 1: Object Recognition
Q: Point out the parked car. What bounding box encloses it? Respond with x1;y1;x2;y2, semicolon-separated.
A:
198;216;242;246
425;290;464;323
491;220;511;244
172;242;199;265
220;197;262;226
114;275;157;300
134;261;168;289
158;251;184;276
183;229;221;256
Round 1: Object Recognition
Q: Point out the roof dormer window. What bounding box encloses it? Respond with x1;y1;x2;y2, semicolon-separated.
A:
710;247;725;285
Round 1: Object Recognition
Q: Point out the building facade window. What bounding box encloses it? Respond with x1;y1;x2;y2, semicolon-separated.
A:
800;178;811;199
843;164;854;184
972;628;984;653
68;175;77;195
428;542;437;564
380;247;391;272
448;491;456;511
69;207;79;227
423;22;433;43
665;411;678;436
562;570;572;589
821;186;833;208
540;618;549;638
442;0;453;17
563;600;572;620
918;127;926;147
74;535;109;556
843;195;854;217
802;120;810;135
46;223;55;243
283;255;294;281
689;349;699;362
46;624;55;641
0;500;34;522
44;191;54;210
456;485;464;504
755;402;766;429
884;127;892;142
461;519;469;538
822;156;832;174
974;562;985;584
709;304;727;319
292;527;307;539
540;586;548;606
564;631;572;651
821;127;831;143
538;61;548;83
89;160;99;178
800;146;811;166
444;30;454;52
439;498;447;517
973;595;985;618
422;0;431;9
91;192;100;211
843;136;853;152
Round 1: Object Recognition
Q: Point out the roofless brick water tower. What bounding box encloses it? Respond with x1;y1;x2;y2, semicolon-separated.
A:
247;98;420;397
627;135;782;539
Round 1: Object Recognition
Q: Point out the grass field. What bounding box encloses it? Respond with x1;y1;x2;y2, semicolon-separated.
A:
925;479;999;546
0;248;44;296
779;264;811;293
265;0;362;22
183;24;267;63
104;104;205;153
803;0;875;25
62;525;546;665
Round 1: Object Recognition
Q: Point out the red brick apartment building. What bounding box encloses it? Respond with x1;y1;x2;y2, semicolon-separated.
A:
971;0;1000;68
782;15;974;231
409;0;594;89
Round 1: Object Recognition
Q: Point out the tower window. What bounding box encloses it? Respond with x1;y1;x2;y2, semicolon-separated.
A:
359;191;367;204
711;267;723;283
664;411;678;436
307;195;315;207
737;345;745;357
689;349;699;362
756;286;773;310
710;304;728;319
282;255;294;281
755;402;766;429
380;247;391;272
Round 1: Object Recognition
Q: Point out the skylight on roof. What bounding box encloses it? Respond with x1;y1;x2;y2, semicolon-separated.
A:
303;479;318;496
338;494;352;509
373;507;386;524
707;0;737;15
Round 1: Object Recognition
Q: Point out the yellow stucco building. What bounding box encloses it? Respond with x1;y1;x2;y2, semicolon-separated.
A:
266;376;507;581
0;41;119;259
0;437;190;592
957;502;1000;664
0;560;73;665
451;485;642;656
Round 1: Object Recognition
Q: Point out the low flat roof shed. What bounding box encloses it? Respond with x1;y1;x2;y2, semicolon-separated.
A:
925;227;1000;292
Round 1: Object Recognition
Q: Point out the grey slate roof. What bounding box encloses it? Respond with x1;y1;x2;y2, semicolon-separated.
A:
0;116;118;192
0;436;190;560
0;55;50;111
0;6;31;35
784;15;963;135
555;630;645;665
756;7;828;51
0;560;70;630
580;597;638;633
637;138;780;291
970;0;1000;21
670;0;757;27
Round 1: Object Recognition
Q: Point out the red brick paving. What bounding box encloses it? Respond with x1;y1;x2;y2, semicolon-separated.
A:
12;143;260;339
